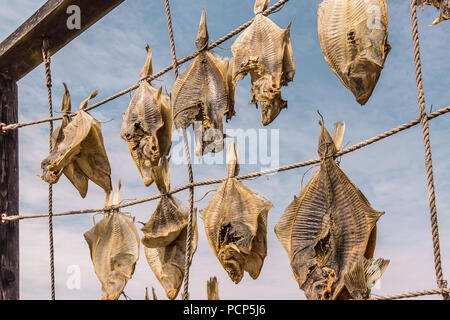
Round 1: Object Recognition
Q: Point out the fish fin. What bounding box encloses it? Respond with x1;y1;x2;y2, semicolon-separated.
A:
332;121;346;151
226;141;240;177
195;8;209;50
140;44;153;78
344;257;369;300
61;82;71;115
366;258;390;290
79;89;99;110
254;0;269;14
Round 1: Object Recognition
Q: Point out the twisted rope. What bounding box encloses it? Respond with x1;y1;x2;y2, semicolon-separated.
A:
0;0;290;132
409;0;448;300
163;0;194;300
369;288;450;300
3;103;450;223
42;39;55;301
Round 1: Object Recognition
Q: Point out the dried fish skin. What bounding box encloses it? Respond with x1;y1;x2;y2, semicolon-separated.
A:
141;158;188;248
84;182;140;300
275;120;386;300
417;0;450;25
41;85;112;198
318;0;391;105
201;142;272;283
144;211;198;300
231;0;295;126
172;9;235;157
207;276;220;300
121;45;172;186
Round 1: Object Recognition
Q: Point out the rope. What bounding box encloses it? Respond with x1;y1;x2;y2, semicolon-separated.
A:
409;0;448;300
163;0;194;300
0;0;290;133
41;38;55;301
3;103;450;223
369;288;450;300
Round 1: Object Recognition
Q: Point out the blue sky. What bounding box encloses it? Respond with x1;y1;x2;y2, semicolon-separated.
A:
0;0;449;300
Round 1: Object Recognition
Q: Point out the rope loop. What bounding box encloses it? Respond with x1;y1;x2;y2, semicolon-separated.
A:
0;122;8;135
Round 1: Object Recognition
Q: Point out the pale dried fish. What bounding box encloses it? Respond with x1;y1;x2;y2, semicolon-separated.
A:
417;0;450;25
207;276;220;300
121;45;172;186
172;9;235;157
318;0;391;105
231;0;295;126
84;181;140;300
41;84;112;202
201;142;272;284
275;119;387;300
144;210;198;300
141;157;188;248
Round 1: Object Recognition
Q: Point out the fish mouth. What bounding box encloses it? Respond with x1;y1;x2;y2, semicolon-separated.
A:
41;165;64;184
260;97;287;126
345;57;382;105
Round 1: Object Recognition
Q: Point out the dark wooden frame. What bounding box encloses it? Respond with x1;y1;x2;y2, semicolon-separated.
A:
0;0;125;299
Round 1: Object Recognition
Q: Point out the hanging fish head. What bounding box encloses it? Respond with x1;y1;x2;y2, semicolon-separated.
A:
41;145;80;184
159;264;184;300
101;269;127;300
218;243;246;284
252;74;287;126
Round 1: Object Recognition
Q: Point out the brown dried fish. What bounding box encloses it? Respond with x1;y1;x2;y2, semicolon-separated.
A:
274;119;387;300
41;84;112;202
207;276;220;300
318;0;391;105
201;142;272;284
144;211;198;300
121;45;172;186
141;157;188;248
231;0;295;126
84;181;140;300
172;9;235;157
417;0;450;25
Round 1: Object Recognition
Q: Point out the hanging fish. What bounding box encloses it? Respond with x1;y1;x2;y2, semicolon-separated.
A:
207;276;220;300
40;84;112;203
121;45;172;186
231;0;295;126
274;118;388;300
141;157;188;248
84;181;140;300
172;9;235;157
144;211;198;300
318;0;391;105
417;0;450;25
201;142;272;284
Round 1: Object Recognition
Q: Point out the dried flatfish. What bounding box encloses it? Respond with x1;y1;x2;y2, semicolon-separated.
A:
41;84;112;202
141;157;188;248
172;9;235;157
207;276;220;300
417;0;450;25
84;181;140;300
231;0;295;126
274;119;388;300
318;0;391;105
144;211;198;300
121;45;172;186
201;142;272;284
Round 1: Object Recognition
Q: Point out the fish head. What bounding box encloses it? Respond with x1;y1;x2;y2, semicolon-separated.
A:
40;145;80;184
218;244;246;284
160;264;183;300
252;74;287;126
101;270;127;300
140;135;160;167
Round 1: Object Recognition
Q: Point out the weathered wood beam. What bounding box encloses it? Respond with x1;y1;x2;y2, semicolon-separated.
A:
0;0;125;81
0;75;19;300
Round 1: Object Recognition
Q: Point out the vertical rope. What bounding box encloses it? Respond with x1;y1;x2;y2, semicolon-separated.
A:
42;38;55;300
163;0;194;300
409;0;448;300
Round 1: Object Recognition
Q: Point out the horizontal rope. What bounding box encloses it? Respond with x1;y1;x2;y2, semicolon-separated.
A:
0;0;290;132
369;288;450;300
2;103;450;223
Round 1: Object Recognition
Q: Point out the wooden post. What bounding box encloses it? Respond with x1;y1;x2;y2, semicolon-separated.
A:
0;74;19;300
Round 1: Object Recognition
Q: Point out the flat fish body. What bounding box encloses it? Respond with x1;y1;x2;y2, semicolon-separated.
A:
121;45;172;186
172;9;234;157
318;0;391;105
144;213;198;300
275;120;386;300
41;86;112;197
201;142;272;283
231;0;295;126
417;0;450;25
